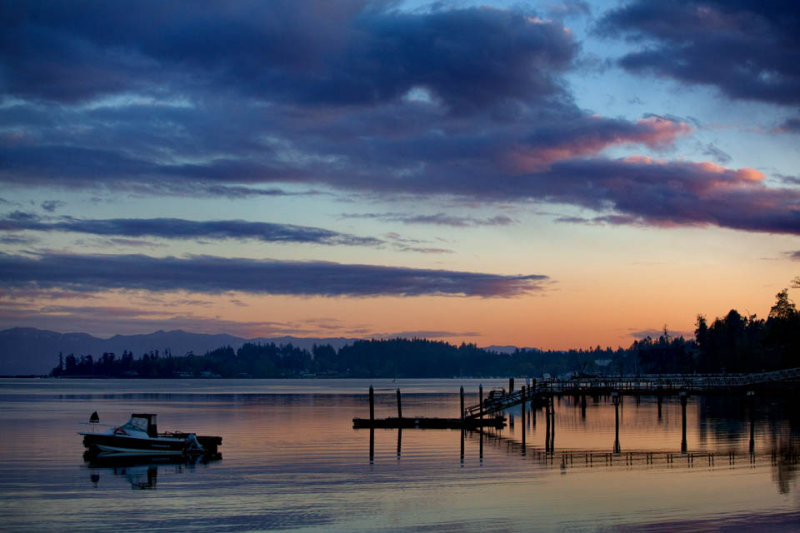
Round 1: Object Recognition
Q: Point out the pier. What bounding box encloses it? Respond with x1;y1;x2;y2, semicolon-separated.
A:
354;369;800;465
466;367;800;419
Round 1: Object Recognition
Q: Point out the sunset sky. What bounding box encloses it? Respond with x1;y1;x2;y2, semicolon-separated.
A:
1;0;798;349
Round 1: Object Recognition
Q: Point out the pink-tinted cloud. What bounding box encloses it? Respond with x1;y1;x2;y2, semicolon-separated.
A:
502;115;691;172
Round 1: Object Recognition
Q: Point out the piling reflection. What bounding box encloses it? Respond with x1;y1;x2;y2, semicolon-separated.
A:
84;452;221;489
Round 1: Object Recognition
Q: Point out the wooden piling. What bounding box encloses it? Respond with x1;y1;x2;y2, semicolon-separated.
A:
521;386;527;448
460;386;465;420
613;391;621;454
479;384;483;420
680;391;688;453
396;388;402;419
545;399;551;452
748;390;755;454
369;385;375;422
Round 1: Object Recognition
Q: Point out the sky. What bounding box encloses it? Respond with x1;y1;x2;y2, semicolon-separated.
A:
0;0;798;349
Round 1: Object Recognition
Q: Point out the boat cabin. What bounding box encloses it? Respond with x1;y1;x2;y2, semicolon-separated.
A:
117;413;159;437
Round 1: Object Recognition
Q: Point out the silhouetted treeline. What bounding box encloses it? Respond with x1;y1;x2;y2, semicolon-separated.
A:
50;290;800;378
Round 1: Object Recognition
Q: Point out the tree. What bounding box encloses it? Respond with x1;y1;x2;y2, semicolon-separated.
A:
769;289;797;321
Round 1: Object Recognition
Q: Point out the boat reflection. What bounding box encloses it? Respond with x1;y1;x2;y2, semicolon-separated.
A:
84;452;222;489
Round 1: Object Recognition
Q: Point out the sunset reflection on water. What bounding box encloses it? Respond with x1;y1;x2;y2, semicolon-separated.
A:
1;378;799;531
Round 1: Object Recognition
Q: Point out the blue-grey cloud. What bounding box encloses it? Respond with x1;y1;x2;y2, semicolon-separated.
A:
700;143;731;164
0;212;382;247
40;200;65;212
596;1;800;106
0;253;548;297
0;1;575;111
343;212;516;228
776;117;800;134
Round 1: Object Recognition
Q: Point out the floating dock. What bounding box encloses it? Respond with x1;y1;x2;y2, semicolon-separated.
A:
353;415;506;430
353;385;507;430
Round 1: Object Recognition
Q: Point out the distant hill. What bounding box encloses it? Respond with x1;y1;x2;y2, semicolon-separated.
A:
483;345;536;354
0;327;356;375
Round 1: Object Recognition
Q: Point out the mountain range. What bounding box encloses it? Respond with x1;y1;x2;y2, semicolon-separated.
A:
0;327;357;376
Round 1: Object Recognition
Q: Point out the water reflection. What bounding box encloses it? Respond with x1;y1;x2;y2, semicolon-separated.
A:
359;391;800;495
84;453;222;489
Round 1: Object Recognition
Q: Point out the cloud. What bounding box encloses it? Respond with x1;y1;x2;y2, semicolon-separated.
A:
596;1;800;106
372;330;481;339
0;252;549;297
343;212;516;227
545;1;591;20
0;299;303;338
536;157;800;234
775;117;800;134
0;1;795;237
1;2;575;112
40;200;65;212
700;143;731;164
0;212;382;247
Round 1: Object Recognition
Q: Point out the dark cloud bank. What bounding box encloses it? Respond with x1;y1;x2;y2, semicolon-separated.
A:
0;253;547;297
1;1;798;234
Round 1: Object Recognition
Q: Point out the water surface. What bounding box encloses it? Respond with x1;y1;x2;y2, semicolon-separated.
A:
1;378;799;531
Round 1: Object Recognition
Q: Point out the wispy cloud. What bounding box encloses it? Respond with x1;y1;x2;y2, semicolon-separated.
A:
0;252;549;297
372;330;482;339
343;212;516;228
0;212;382;247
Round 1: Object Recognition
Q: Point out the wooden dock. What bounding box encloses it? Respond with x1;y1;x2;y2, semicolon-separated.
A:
353;385;507;430
466;367;800;418
353;415;505;430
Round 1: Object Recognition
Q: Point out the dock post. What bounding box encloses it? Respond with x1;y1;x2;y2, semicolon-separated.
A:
680;390;688;453
396;388;402;419
479;427;484;463
369;385;375;423
550;396;556;451
612;391;621;454
521;385;527;450
747;390;755;455
479;384;483;420
460;386;465;420
509;377;515;393
545;396;552;452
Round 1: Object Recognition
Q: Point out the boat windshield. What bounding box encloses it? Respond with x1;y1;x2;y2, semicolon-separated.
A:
118;416;149;433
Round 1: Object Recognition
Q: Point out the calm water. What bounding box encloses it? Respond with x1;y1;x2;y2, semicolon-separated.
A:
1;378;800;531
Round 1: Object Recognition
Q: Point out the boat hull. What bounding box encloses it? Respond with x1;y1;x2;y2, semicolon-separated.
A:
82;433;223;456
82;434;187;455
